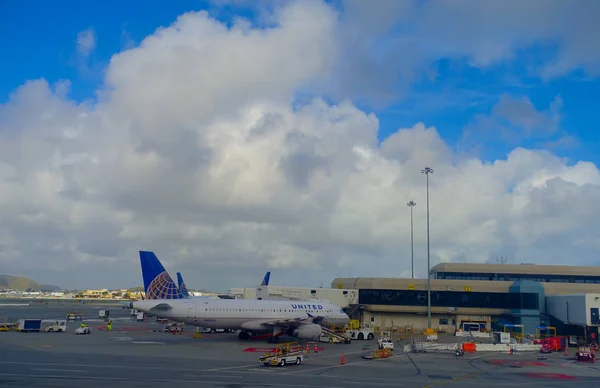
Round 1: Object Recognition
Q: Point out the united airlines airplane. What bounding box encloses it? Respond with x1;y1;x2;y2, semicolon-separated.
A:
133;251;349;342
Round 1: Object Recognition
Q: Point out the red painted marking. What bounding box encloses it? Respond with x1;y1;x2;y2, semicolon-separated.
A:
525;373;577;380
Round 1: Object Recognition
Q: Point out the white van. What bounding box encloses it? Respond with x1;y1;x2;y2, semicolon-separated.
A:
43;320;67;332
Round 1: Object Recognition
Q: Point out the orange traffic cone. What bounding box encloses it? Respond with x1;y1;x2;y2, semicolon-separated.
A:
564;348;568;356
314;343;319;353
172;329;176;335
179;330;182;335
305;343;309;354
509;346;513;355
340;353;345;365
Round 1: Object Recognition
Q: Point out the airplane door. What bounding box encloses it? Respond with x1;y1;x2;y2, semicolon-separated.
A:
187;301;195;320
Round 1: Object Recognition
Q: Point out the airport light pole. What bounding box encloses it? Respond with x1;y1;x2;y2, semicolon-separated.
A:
421;166;434;329
407;201;416;279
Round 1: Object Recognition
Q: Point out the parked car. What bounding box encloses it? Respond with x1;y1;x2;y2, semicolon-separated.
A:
75;327;91;335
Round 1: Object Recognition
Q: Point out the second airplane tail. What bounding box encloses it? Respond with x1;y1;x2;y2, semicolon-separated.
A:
139;251;185;300
177;272;190;297
261;271;271;286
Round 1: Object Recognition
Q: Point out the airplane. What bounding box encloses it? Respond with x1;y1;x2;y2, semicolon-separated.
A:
133;251;349;342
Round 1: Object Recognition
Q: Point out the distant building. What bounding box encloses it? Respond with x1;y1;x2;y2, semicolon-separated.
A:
81;289;110;298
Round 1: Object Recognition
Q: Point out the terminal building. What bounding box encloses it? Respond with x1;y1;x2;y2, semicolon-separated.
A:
332;263;600;339
227;262;600;339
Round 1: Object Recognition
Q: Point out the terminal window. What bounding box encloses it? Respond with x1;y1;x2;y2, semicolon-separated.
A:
433;272;600;284
359;289;539;310
438;318;456;325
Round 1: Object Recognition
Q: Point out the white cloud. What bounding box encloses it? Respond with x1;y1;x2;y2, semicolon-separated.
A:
296;0;600;101
1;1;599;290
76;28;96;57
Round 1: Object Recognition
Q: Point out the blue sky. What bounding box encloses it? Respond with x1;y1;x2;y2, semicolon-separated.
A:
1;1;600;289
1;0;598;165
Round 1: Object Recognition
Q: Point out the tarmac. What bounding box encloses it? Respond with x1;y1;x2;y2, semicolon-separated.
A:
1;301;600;387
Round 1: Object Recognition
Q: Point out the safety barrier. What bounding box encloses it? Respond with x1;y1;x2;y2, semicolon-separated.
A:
475;344;510;352
462;342;477;352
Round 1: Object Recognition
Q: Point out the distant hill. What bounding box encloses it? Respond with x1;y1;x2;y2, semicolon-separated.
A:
0;275;61;291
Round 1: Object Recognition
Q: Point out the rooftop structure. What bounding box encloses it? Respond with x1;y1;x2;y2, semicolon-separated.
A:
430;262;600;284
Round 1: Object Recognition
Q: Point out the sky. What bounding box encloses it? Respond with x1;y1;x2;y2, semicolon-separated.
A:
1;0;599;291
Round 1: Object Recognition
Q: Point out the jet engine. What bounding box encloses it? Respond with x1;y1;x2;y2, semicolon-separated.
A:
291;323;322;340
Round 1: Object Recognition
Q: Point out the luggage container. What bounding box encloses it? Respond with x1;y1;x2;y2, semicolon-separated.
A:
18;319;42;332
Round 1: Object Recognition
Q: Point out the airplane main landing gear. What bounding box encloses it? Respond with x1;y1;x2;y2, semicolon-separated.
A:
238;331;250;340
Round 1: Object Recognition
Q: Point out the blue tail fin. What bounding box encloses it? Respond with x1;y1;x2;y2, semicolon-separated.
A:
176;272;190;297
261;271;271;286
139;251;185;300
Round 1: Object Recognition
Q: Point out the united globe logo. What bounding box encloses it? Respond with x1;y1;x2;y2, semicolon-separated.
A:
146;272;182;299
179;282;188;295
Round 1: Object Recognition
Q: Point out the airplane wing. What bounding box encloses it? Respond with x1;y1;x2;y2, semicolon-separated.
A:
149;303;173;311
262;316;313;327
241;313;321;330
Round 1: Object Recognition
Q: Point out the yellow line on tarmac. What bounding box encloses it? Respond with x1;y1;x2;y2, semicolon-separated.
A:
421;371;484;388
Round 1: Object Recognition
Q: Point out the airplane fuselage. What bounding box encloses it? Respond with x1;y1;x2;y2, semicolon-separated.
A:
132;298;348;333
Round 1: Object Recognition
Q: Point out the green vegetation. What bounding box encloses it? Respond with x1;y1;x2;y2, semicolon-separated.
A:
0;274;60;291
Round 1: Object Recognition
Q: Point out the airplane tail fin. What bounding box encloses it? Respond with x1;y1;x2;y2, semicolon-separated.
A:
139;251;185;300
176;272;190;297
261;271;271;286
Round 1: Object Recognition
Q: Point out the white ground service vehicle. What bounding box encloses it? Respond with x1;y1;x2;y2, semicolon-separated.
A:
378;337;394;351
318;333;343;343
44;320;67;332
163;323;184;333
136;312;145;321
197;327;232;334
75;326;91;335
426;333;438;341
99;310;109;319
259;342;304;367
345;325;375;340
